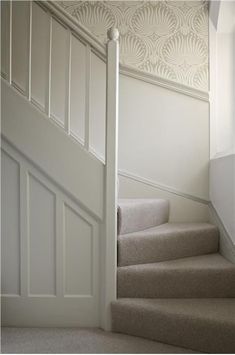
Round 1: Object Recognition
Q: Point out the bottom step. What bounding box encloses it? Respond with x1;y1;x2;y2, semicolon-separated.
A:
111;298;235;353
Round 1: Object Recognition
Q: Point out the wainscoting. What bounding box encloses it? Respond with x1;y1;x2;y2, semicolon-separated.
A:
1;140;100;326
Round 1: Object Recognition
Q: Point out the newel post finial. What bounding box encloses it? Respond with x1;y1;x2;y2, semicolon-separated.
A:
107;27;119;41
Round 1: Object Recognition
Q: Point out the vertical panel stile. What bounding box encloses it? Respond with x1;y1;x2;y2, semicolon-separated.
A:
19;165;29;297
85;45;91;151
28;1;32;101
55;196;64;297
46;15;52;117
1;151;20;296
65;31;72;135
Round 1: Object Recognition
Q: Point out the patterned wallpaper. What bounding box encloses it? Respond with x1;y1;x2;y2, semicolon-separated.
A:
57;1;209;91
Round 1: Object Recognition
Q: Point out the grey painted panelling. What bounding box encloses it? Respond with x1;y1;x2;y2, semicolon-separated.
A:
57;0;209;91
1;150;20;296
12;1;29;93
29;174;56;296
31;3;50;111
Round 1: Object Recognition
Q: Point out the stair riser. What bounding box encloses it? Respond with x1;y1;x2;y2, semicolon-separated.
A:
111;303;235;353
118;229;219;266
118;199;169;235
118;270;235;298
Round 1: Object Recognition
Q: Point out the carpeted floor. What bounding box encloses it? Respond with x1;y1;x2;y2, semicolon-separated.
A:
1;327;197;354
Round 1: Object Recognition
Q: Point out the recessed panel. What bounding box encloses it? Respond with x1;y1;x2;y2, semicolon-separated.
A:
12;1;29;93
90;52;106;160
29;175;56;295
64;205;93;296
51;19;68;125
1;151;20;295
70;35;86;143
1;1;10;79
31;3;50;110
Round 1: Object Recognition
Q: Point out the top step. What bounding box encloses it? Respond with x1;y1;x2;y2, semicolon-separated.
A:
118;199;169;235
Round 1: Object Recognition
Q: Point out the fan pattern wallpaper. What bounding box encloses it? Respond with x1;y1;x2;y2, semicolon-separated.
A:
58;1;209;91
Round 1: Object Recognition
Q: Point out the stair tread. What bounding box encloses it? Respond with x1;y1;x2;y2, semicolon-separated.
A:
118;253;235;298
118;253;235;271
118;222;219;266
112;297;235;324
119;222;218;238
112;298;235;353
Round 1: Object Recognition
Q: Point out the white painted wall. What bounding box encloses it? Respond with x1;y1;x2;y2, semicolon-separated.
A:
119;175;209;223
209;2;235;158
209;1;235;247
210;155;235;243
119;74;210;202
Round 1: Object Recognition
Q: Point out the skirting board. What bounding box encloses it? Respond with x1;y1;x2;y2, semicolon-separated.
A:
208;203;235;264
118;169;209;205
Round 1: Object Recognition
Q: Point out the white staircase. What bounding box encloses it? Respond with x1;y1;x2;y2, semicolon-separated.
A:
1;0;119;329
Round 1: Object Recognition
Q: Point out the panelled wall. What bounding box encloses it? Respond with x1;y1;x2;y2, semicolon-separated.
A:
1;1;210;223
54;0;210;219
1;1;106;159
1;140;100;326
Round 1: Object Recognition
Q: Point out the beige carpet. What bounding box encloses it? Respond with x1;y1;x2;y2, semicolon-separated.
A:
1;327;197;354
114;199;235;353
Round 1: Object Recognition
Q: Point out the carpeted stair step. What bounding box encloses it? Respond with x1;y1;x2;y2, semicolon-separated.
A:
118;222;219;266
118;253;235;298
111;298;235;353
118;199;169;235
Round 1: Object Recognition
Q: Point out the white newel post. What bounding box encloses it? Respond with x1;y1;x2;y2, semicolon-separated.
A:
102;28;119;330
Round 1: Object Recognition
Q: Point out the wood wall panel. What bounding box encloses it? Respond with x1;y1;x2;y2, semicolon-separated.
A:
1;140;100;326
1;150;20;296
51;18;68;125
28;174;56;296
90;52;106;159
31;3;50;111
64;205;93;296
12;1;29;94
70;35;86;143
